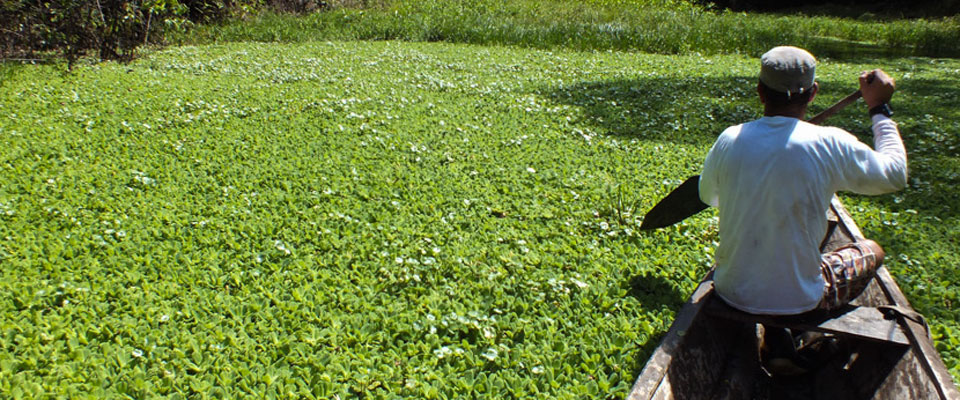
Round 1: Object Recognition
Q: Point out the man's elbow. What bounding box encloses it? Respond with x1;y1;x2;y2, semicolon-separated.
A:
886;160;908;192
893;157;908;190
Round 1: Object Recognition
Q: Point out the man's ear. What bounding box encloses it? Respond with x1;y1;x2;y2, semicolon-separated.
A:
807;82;819;105
757;82;766;104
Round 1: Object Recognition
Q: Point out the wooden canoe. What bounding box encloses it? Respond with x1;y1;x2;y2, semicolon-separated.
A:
628;197;960;400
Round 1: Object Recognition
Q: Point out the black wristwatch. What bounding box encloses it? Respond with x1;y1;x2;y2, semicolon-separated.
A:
869;103;893;118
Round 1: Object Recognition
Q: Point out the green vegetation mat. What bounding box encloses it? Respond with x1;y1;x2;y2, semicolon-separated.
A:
1;41;958;398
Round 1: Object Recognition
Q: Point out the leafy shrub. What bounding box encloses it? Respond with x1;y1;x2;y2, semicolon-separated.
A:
0;0;304;67
2;1;170;66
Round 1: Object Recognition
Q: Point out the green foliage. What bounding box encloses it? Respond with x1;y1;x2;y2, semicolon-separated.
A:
1;41;958;396
0;0;269;66
179;0;960;58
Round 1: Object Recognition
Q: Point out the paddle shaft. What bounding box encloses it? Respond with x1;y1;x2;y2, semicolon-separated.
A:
806;90;863;125
807;74;874;125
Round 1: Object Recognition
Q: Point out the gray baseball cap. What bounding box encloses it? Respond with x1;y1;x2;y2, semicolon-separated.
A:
759;46;816;96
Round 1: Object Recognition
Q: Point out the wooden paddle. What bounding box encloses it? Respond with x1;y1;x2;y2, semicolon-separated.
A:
639;89;864;230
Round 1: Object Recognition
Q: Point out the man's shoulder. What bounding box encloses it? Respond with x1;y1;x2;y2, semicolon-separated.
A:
719;122;747;137
802;122;860;143
786;120;855;141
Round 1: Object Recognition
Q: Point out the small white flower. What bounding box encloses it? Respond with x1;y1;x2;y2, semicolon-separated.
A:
434;346;452;359
274;240;291;255
132;349;143;358
483;327;495;339
160;314;170;322
526;167;536;173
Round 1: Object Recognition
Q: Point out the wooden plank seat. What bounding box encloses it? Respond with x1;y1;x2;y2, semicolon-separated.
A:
703;290;909;346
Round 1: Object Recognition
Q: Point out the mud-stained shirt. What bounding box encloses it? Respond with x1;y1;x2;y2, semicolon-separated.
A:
699;115;906;315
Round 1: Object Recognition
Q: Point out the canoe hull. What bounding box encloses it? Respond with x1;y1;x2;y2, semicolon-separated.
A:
628;198;959;400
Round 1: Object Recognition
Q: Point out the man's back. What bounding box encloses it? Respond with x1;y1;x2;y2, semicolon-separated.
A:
699;115;906;315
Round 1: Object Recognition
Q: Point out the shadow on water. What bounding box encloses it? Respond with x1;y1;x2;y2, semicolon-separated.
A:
620;272;687;383
624;273;686;310
541;74;889;146
808;37;941;61
542;75;761;147
543;72;960;220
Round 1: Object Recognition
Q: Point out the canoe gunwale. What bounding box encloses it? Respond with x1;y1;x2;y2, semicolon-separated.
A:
626;271;717;400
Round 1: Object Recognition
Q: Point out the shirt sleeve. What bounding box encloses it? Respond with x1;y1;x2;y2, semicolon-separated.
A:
833;116;908;195
700;139;721;208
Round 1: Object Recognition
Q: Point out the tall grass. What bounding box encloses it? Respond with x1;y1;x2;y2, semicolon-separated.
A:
176;0;960;58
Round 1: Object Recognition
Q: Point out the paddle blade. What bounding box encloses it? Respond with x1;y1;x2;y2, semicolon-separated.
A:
640;175;709;230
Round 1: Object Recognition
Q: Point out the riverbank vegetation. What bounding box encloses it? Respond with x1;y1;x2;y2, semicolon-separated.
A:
179;0;960;58
4;0;960;68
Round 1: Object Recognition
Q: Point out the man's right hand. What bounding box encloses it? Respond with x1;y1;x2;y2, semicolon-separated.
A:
860;69;896;110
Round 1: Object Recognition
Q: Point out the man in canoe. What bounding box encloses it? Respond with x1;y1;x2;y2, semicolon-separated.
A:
698;46;907;371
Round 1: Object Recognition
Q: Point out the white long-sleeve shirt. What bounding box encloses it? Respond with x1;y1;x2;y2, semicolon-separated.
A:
699;115;907;315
